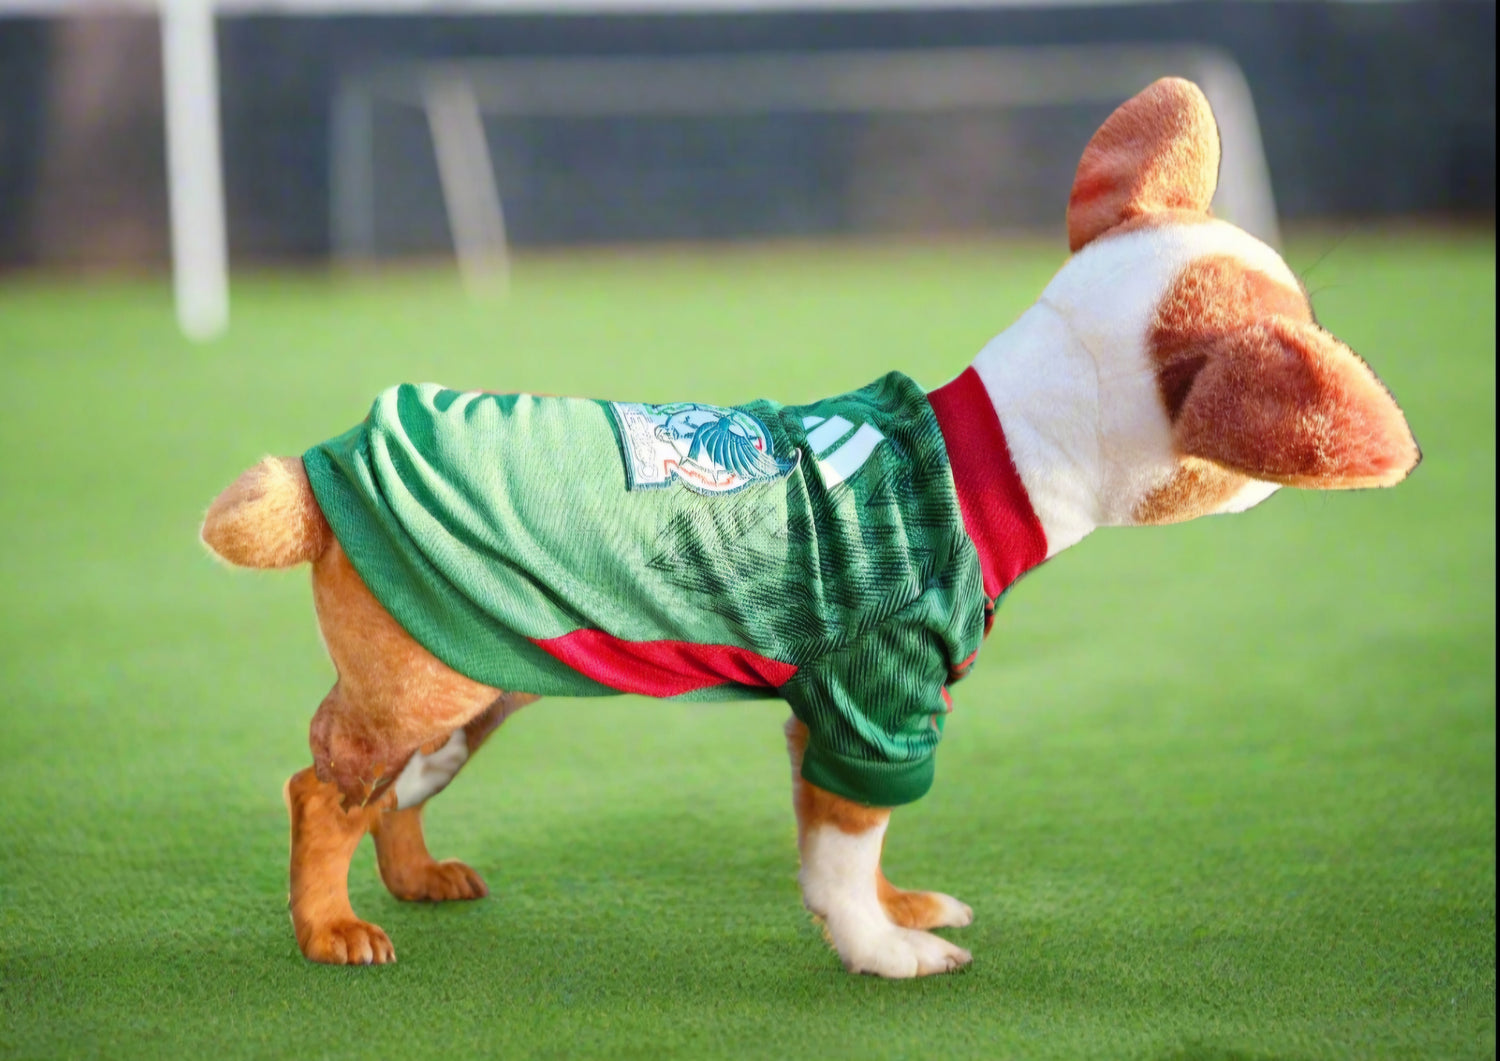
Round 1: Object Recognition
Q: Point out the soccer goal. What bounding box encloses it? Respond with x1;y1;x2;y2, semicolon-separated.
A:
147;0;1278;339
329;45;1279;294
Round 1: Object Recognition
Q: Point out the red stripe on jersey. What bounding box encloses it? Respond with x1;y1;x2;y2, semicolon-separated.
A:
927;367;1049;600
531;628;798;697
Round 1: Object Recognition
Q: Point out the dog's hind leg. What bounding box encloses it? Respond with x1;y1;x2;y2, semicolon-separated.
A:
285;766;393;964
282;692;534;963
307;538;513;804
785;717;973;977
371;692;537;903
289;539;531;962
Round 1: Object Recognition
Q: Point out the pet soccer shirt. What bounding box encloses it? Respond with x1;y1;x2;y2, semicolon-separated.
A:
303;370;1046;806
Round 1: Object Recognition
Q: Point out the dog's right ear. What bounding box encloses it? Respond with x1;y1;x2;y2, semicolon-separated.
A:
1066;77;1221;252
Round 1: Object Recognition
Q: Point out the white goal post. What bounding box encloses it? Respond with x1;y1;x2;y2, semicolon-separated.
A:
27;0;1279;340
332;45;1280;292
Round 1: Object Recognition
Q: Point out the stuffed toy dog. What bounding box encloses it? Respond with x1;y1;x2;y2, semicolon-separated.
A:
202;78;1419;978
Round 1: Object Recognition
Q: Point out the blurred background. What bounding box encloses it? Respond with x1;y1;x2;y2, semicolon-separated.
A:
0;0;1492;273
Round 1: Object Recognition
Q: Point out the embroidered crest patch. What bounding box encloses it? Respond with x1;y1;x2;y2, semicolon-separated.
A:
609;401;797;495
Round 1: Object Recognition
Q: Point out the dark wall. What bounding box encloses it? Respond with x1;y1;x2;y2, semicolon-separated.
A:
216;1;1497;255
0;21;48;267
0;1;1493;264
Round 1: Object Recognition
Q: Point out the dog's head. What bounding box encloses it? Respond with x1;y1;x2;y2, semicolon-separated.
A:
1020;78;1418;530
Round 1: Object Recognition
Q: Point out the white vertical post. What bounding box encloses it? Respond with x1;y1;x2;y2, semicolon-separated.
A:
424;76;510;295
330;81;377;265
161;0;229;340
1195;53;1282;250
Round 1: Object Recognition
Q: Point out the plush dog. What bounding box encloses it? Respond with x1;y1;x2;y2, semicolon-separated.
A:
202;78;1418;978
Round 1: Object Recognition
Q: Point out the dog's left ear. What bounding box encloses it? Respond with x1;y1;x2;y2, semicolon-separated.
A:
1173;319;1421;489
1067;77;1220;252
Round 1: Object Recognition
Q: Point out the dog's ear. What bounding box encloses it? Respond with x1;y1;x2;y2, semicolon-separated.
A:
1067;78;1221;252
1174;319;1420;489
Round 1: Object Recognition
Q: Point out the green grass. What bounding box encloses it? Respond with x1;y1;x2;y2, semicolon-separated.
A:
0;232;1493;1061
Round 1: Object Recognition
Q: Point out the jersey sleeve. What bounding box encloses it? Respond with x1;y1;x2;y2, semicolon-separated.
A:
781;602;953;807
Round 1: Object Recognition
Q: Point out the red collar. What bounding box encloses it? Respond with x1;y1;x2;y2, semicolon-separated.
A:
927;368;1049;601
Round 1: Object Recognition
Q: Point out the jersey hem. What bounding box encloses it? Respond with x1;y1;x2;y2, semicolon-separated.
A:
800;742;936;807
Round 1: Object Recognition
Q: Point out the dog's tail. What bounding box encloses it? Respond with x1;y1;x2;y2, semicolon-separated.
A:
200;456;332;569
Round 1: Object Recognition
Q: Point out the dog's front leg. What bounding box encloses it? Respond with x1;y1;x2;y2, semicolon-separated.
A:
785;718;973;978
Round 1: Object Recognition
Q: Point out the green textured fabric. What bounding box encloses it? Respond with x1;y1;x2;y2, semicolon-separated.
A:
303;372;989;806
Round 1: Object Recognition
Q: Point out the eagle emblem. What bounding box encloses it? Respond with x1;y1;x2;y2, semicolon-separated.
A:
609;401;798;495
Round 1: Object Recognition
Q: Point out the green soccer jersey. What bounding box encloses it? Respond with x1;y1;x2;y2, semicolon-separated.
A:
303;369;1047;806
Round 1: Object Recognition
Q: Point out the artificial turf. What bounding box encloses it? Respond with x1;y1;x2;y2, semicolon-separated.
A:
0;232;1493;1060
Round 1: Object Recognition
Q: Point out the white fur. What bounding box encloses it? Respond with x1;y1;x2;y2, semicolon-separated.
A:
392;728;469;810
1221;478;1282;514
971;301;1101;555
798;821;972;978
971;220;1295;554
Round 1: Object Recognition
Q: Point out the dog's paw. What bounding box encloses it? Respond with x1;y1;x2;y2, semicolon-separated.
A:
832;921;972;979
385;859;489;903
882;888;975;931
300;919;396;965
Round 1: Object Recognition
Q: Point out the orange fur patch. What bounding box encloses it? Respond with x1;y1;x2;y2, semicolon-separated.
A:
784;718;889;839
1067;78;1220;252
1153;255;1313;375
1135;255;1312;522
875;870;954;931
1175;319;1421;489
1132;456;1245;525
